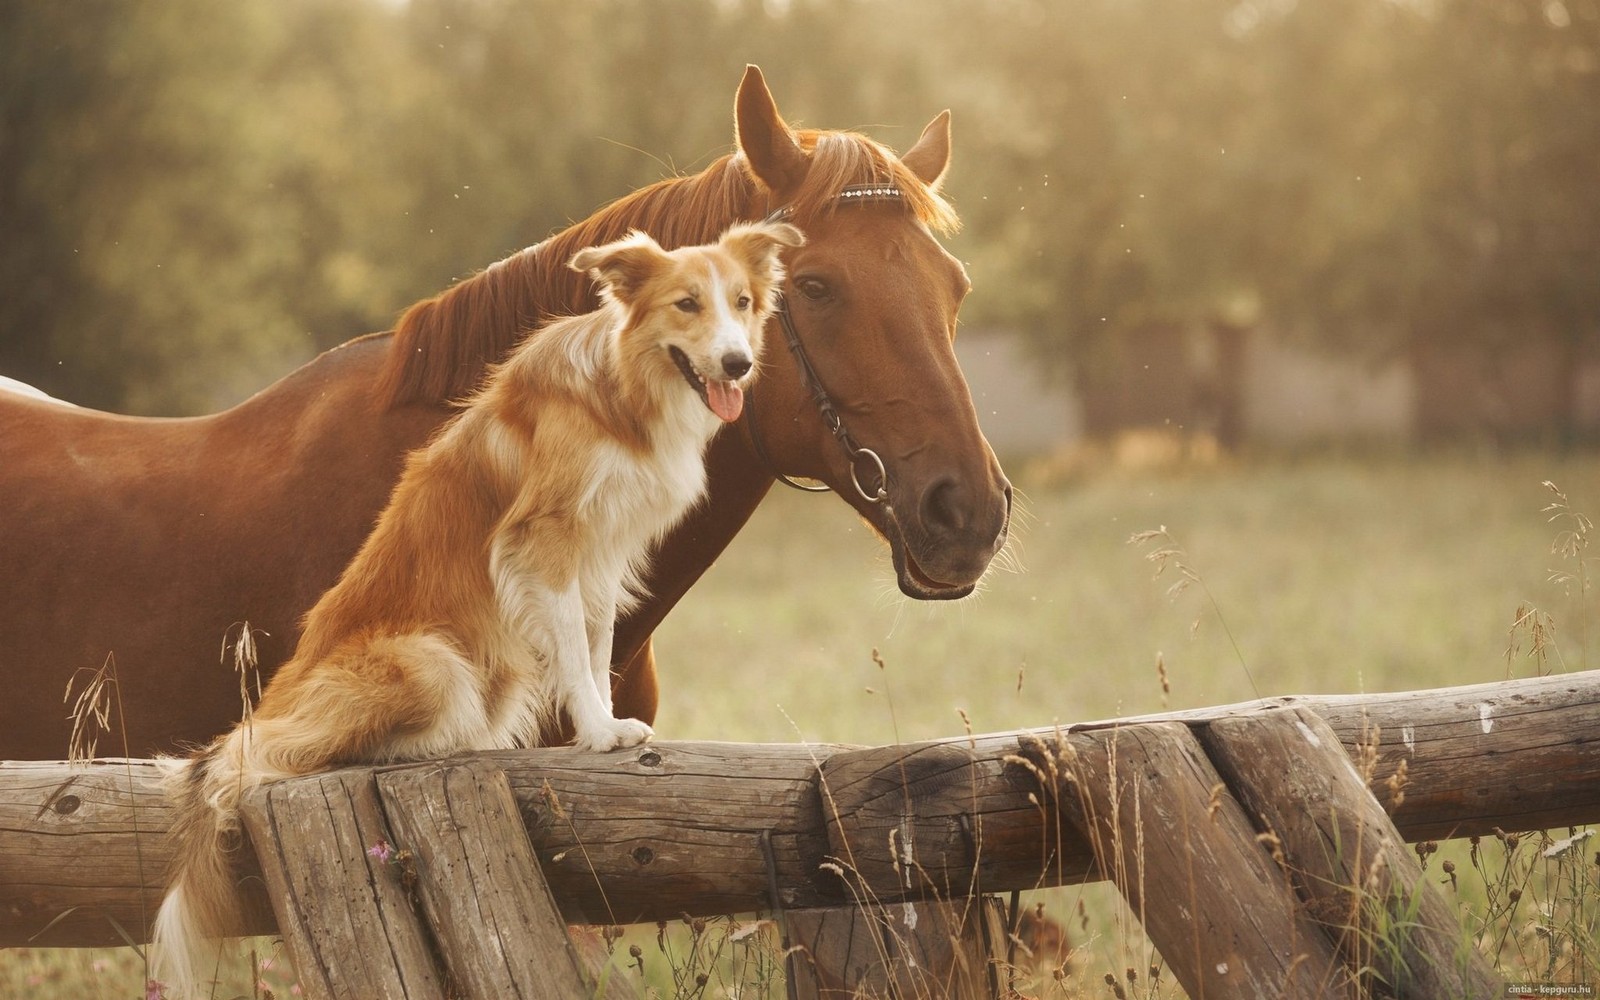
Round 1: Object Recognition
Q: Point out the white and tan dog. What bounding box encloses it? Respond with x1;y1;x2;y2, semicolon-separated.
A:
151;219;803;997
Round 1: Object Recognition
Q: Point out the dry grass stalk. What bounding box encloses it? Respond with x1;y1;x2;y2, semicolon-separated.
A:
64;657;115;766
221;622;264;730
1129;525;1259;698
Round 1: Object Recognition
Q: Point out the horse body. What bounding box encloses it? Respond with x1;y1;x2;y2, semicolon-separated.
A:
1;67;1010;760
1;336;439;755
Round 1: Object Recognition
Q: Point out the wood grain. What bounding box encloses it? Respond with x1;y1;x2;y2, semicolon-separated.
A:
1022;723;1353;999
375;759;591;999
1204;708;1504;999
238;768;444;1000
2;671;1594;949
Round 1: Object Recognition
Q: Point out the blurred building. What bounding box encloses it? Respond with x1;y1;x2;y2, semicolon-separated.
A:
956;327;1600;456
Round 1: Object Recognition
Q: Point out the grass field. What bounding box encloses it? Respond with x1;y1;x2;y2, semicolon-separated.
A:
656;448;1600;746
6;449;1598;997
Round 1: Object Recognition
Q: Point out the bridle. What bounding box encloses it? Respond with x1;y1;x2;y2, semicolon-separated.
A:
745;184;905;505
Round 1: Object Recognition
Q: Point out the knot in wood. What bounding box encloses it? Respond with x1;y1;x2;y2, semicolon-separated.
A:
631;845;655;866
52;794;81;816
637;749;662;768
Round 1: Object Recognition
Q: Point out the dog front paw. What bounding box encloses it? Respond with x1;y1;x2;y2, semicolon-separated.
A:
573;717;654;753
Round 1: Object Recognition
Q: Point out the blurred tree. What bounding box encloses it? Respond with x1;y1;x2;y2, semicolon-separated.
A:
917;0;1599;441
0;2;330;411
1397;0;1600;440
0;4;118;401
1;0;1595;433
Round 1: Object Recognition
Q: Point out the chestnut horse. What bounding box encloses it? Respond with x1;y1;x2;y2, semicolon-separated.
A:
0;67;1010;759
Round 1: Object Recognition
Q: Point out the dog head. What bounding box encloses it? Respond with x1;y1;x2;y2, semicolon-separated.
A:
570;220;804;423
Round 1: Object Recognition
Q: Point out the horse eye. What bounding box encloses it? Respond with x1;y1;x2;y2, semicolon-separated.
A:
675;297;700;313
735;295;751;311
795;277;830;302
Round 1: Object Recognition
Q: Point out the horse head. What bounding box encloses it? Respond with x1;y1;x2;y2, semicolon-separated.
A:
733;67;1012;599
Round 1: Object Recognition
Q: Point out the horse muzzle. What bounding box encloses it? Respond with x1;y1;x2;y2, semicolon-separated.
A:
882;478;1013;600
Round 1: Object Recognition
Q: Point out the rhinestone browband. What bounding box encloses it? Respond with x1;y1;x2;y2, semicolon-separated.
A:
766;184;904;221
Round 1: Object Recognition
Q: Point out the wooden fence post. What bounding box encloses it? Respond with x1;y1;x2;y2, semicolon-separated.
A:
237;768;445;1000
1019;723;1354;999
814;739;1027;997
785;898;1008;999
1202;707;1505;999
374;758;591;1000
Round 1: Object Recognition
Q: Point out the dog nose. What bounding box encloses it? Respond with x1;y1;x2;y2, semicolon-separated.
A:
721;353;753;379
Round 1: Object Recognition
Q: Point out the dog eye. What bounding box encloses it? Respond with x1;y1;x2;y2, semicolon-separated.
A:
674;297;700;313
735;295;751;311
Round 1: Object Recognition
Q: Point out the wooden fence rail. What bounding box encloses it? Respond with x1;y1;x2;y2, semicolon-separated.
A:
2;669;1596;967
0;672;1587;998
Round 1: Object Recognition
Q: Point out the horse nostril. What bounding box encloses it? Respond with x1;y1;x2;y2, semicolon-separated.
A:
920;477;969;535
721;353;753;379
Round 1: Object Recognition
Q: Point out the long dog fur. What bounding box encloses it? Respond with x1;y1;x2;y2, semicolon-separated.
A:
151;219;803;997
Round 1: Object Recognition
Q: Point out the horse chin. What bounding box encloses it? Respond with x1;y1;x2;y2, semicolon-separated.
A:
883;484;1013;601
888;533;977;601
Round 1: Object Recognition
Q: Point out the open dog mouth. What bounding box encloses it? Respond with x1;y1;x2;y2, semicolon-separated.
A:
669;346;745;423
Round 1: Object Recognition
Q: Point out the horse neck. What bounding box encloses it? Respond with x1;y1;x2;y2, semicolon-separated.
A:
377;157;760;410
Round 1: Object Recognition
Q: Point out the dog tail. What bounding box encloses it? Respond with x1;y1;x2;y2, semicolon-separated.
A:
150;726;269;999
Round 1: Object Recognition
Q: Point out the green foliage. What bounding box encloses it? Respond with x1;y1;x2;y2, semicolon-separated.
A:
931;0;1600;382
1;0;1597;413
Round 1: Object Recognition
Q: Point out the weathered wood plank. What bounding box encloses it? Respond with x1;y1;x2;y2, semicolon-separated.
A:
375;759;590;1000
1113;670;1600;840
0;758;176;948
786;898;1008;1000
809;669;1600;900
1203;708;1505;1000
490;741;852;924
1021;723;1353;999
3;671;1595;948
238;769;445;1000
817;738;1071;906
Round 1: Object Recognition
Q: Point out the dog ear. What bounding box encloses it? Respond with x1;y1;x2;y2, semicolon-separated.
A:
719;221;805;293
570;231;667;304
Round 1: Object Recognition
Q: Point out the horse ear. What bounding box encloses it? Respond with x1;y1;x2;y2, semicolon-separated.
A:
735;65;808;196
901;110;952;190
570;231;666;304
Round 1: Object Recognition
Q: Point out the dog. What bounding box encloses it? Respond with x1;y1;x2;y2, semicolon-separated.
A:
150;219;804;998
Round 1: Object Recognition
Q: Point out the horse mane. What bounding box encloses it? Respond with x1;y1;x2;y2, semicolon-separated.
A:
376;128;959;409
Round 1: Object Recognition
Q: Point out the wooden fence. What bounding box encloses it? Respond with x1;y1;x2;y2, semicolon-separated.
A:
2;670;1597;997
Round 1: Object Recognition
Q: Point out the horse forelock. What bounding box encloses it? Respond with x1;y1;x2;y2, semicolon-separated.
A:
778;129;960;237
377;127;958;409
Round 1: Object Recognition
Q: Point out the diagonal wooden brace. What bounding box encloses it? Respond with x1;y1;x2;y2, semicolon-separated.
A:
1018;722;1353;999
375;758;591;1000
1202;707;1505;999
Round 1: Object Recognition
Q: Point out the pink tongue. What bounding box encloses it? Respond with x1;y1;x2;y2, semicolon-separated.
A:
705;379;745;422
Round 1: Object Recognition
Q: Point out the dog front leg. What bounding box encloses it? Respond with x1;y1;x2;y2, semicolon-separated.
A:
585;588;619;716
544;580;652;753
